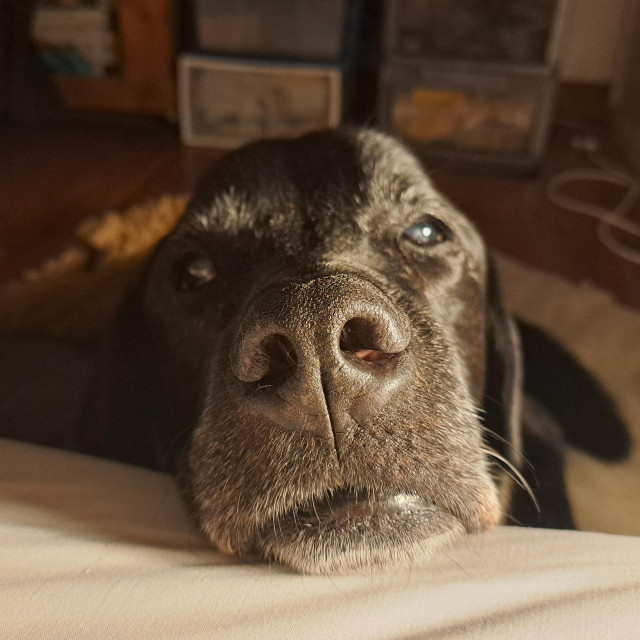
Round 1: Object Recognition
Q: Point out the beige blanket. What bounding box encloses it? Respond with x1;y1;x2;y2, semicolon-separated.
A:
1;437;639;640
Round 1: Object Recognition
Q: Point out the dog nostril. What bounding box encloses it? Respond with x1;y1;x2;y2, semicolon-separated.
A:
339;318;397;364
256;334;298;385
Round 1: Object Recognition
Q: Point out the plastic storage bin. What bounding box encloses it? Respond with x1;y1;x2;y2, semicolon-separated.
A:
384;0;566;66
378;60;556;170
179;54;342;148
193;0;352;62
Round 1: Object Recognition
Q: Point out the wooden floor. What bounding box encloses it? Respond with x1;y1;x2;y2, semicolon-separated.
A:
1;114;639;309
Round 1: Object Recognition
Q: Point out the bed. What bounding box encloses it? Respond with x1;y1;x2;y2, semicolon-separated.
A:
2;436;639;639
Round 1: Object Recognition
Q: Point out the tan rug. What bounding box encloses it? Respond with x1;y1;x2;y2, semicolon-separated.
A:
1;196;639;535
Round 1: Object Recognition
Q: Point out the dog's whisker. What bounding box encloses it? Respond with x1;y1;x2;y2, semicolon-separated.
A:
481;445;540;514
501;512;525;527
479;424;536;473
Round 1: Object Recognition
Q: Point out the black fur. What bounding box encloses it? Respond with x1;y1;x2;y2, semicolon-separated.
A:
518;321;630;461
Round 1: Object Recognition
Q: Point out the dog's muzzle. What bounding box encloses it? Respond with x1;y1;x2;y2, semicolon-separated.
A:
190;271;500;574
232;273;415;453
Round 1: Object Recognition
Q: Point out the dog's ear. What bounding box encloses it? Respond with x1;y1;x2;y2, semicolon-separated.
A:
518;320;630;461
80;283;167;470
481;260;523;460
482;261;577;529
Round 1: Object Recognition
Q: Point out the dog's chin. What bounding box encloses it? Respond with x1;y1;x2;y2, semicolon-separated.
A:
254;488;466;575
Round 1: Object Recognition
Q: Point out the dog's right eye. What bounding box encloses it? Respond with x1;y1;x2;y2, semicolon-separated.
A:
174;254;216;291
402;217;452;247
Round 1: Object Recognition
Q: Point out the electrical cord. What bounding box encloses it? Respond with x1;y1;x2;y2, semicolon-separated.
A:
546;133;640;265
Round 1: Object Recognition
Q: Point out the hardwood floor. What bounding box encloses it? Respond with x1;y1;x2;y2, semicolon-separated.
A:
1;114;639;309
0;116;221;282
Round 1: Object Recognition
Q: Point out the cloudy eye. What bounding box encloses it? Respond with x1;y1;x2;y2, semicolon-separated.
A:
402;216;452;247
174;254;216;291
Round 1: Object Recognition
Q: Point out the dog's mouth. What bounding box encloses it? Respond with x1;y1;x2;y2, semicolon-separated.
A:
291;488;434;530
255;486;465;574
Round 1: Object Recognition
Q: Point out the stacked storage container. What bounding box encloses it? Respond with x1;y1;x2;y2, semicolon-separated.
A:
179;0;361;148
378;0;566;171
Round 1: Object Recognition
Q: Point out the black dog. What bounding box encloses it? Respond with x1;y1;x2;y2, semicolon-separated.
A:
1;129;629;574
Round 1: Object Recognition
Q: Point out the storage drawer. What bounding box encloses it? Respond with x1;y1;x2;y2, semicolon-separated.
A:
378;60;556;170
179;55;342;148
384;0;566;66
193;0;356;62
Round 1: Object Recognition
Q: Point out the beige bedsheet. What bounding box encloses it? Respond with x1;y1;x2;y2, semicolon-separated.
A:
1;438;639;639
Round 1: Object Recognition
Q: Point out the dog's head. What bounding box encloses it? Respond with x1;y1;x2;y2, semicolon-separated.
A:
90;129;522;574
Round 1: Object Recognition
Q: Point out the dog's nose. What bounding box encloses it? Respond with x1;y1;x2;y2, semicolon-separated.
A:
232;275;413;450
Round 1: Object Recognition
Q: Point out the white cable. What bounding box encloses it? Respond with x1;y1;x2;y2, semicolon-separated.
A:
546;141;640;265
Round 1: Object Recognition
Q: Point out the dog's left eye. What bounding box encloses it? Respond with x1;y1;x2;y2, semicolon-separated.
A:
174;254;216;291
402;217;452;247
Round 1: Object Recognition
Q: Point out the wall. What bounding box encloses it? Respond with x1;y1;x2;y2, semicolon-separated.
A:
557;0;634;83
611;3;640;170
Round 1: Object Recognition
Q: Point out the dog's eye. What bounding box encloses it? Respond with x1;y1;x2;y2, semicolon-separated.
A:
174;254;216;291
402;217;451;247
